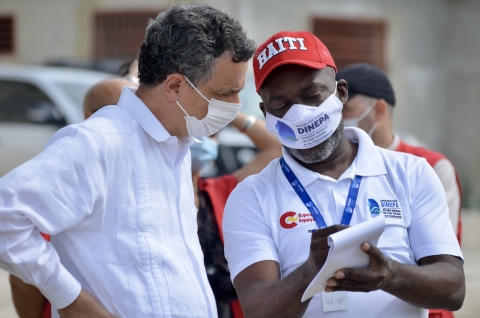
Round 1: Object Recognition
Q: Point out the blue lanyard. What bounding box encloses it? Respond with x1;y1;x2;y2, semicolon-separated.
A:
279;157;362;228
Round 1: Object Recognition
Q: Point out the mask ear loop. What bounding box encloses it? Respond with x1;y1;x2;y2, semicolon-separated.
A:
176;100;191;117
184;76;210;102
333;81;338;96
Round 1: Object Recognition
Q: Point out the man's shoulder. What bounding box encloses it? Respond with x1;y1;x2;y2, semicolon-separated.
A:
82;106;136;135
240;158;281;187
376;146;431;180
396;140;445;167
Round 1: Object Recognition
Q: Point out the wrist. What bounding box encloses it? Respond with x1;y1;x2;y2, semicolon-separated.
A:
240;115;256;132
381;258;399;292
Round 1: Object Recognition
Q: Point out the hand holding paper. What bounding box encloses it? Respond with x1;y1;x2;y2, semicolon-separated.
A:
302;214;386;302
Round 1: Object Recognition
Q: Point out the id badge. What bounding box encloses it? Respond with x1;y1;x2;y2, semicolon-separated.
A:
322;291;348;312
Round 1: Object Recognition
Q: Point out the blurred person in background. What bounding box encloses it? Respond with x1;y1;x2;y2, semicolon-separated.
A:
0;3;255;318
338;63;462;242
9;76;135;318
194;113;281;318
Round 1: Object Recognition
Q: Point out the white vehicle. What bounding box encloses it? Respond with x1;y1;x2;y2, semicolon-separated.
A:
0;65;111;177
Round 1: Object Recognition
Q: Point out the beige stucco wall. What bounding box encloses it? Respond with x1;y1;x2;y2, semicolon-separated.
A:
1;0;479;205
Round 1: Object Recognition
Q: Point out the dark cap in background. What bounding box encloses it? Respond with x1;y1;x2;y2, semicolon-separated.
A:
336;63;396;106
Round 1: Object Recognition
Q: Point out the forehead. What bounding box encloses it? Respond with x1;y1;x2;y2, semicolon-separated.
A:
260;65;333;99
204;54;248;89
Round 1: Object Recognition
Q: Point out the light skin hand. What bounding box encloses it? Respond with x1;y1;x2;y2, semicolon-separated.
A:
325;242;465;311
57;288;116;318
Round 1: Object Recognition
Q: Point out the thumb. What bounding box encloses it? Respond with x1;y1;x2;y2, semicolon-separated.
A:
361;242;383;263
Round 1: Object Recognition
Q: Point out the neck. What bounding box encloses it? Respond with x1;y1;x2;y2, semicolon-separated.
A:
372;123;394;149
295;135;358;180
135;85;188;138
192;171;200;208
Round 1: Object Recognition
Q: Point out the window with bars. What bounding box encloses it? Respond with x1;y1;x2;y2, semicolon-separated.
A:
94;10;162;59
312;17;387;71
0;15;14;54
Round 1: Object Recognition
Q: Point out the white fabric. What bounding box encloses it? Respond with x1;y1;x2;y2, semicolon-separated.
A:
433;158;461;235
0;87;217;317
176;76;242;137
265;93;343;149
223;127;462;318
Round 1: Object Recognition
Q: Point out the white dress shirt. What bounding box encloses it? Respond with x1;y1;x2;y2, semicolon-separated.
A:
223;128;462;318
0;87;217;318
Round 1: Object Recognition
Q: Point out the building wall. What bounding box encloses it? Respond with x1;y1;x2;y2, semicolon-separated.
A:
1;0;480;205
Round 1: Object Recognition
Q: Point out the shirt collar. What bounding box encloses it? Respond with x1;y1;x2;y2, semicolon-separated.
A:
279;127;386;192
117;87;172;143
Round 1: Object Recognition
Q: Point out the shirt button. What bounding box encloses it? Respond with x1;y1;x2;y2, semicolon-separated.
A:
334;185;340;192
141;226;148;232
338;208;343;213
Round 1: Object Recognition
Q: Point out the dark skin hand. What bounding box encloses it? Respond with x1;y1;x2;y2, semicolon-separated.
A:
233;64;465;317
326;242;465;311
234;225;349;318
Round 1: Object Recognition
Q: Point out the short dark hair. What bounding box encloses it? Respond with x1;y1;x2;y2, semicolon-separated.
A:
138;3;256;87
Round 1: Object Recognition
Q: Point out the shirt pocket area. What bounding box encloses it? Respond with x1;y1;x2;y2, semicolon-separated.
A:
117;206;159;267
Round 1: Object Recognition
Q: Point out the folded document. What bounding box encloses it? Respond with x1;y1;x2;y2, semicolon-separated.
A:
301;214;386;302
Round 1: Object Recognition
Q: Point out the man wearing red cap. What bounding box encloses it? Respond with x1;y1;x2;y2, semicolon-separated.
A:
222;31;465;317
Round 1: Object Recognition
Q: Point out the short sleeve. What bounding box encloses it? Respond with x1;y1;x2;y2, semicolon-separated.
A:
223;180;279;283
407;161;463;261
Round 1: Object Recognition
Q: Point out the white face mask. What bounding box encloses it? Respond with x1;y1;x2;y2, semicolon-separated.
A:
176;77;243;137
343;103;377;137
265;83;343;150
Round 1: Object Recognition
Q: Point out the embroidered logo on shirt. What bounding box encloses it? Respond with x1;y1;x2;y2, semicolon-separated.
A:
380;199;402;219
367;199;381;218
279;211;315;229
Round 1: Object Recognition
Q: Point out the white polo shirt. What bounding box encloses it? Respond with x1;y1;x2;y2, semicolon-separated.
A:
223;128;462;318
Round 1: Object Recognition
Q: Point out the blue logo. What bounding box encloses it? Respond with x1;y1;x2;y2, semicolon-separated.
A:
367;199;381;217
275;121;298;143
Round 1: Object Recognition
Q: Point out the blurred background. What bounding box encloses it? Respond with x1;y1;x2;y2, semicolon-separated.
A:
0;0;479;317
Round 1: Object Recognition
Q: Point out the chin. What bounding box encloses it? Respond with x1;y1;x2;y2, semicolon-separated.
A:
285;121;344;164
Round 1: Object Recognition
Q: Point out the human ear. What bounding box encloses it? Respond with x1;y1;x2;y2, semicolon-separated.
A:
374;99;388;121
164;73;184;102
336;79;348;104
260;102;266;118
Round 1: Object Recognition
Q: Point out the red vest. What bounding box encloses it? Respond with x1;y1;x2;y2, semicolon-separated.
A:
396;140;461;318
199;174;243;318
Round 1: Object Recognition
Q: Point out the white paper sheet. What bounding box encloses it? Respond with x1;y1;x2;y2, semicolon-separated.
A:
301;214;386;302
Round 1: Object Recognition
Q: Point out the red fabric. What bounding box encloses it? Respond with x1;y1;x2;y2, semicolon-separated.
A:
428;309;455;318
396;141;460;318
198;174;238;244
199;174;243;318
42;301;51;318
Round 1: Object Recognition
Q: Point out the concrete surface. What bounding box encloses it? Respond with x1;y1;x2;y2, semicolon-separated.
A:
0;210;479;317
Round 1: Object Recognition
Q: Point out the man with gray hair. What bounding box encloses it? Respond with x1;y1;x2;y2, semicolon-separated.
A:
0;3;255;318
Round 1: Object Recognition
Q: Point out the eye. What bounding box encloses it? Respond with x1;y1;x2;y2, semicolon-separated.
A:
305;94;321;101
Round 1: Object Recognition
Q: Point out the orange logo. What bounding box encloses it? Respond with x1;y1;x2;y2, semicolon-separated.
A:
280;211;299;229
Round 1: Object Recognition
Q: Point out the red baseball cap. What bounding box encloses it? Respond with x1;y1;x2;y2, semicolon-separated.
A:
253;31;337;92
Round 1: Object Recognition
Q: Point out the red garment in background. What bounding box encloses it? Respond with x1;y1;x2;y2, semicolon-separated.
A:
40;233;52;318
199;174;243;318
396;140;462;318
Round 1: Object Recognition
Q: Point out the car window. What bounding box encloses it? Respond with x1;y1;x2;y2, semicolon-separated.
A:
0;80;66;125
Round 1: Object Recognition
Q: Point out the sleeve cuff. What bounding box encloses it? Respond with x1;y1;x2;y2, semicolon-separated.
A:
40;265;82;309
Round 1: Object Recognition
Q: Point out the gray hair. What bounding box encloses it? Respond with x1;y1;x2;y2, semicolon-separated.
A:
138;3;256;87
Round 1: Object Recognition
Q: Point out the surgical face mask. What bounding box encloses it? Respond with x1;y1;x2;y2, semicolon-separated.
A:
190;136;219;172
265;83;343;150
343;103;377;137
176;77;243;137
